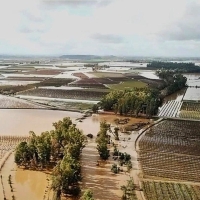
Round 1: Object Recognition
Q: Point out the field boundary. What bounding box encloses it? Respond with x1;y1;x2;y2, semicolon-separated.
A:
135;118;163;151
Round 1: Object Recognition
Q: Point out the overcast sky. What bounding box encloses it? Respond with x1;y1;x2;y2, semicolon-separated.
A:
0;0;200;57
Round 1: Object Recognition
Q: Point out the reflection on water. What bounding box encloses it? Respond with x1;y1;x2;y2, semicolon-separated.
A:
139;71;159;79
163;88;186;103
184;73;200;87
183;87;200;101
162;74;200;103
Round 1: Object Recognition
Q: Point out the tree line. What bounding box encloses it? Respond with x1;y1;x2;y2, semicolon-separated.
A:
14;117;87;199
147;61;200;73
99;88;160;117
156;69;187;96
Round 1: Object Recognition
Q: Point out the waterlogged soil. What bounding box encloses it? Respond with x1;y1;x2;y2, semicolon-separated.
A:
0;109;82;135
78;114;149;200
163;88;186;103
0;153;51;200
0;110;149;200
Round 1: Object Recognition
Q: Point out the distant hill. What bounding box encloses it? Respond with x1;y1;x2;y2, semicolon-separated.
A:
59;55;117;60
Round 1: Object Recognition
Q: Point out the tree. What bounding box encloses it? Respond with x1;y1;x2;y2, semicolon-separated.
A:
121;177;137;200
114;127;119;140
92;104;99;113
51;155;81;197
111;164;119;174
15;141;30;166
15;117;86;198
81;189;95;200
96;143;110;160
96;121;110;160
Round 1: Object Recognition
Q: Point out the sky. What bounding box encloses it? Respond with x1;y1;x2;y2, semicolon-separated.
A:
0;0;200;57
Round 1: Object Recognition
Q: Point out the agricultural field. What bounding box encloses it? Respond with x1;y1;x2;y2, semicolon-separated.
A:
17;88;108;101
108;80;147;90
70;78;108;89
0;95;43;108
90;71;162;88
142;181;200;200
179;102;200;120
90;71;125;78
0;78;75;95
138;119;200;182
158;100;182;118
27;100;94;111
0;136;29;166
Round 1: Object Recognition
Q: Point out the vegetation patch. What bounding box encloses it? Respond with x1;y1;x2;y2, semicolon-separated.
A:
100;88;160;117
139;119;200;182
17;88;107;101
15;117;87;199
142;181;200;200
90;72;124;78
179;102;200;119
108;80;147;90
147;61;200;73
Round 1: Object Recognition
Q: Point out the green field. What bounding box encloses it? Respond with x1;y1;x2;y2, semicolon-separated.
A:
90;72;124;78
108;80;147;90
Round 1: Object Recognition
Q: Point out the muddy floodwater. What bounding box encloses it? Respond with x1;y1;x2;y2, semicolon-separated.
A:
0;109;149;200
0;109;82;135
163;88;186;103
0;153;51;200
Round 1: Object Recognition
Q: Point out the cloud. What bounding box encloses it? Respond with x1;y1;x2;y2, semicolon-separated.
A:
21;10;43;22
159;2;200;41
91;33;123;43
0;0;199;56
41;0;114;7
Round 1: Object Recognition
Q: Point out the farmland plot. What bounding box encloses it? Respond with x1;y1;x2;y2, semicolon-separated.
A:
0;94;43;108
70;78;108;89
142;181;200;200
138;119;200;182
179;102;200;120
17;88;108;101
158;100;182;118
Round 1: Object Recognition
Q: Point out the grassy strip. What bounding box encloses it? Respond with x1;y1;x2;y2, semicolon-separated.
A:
108;80;147;90
90;72;125;78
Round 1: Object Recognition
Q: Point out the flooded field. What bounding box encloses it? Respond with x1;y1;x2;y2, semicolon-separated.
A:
138;70;159;80
183;73;200;101
183;87;200;101
0;95;43;108
184;73;200;86
0;109;149;200
98;62;148;68
0;109;81;135
139;119;200;182
163;88;186;103
0;153;51;200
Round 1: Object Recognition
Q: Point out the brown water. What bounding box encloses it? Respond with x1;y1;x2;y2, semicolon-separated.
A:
0;109;149;200
0;109;148;136
163;88;186;103
0;153;50;200
0;109;82;135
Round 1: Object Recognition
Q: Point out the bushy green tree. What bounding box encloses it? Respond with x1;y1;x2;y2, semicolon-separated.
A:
81;189;94;200
96;121;110;160
15;117;86;199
